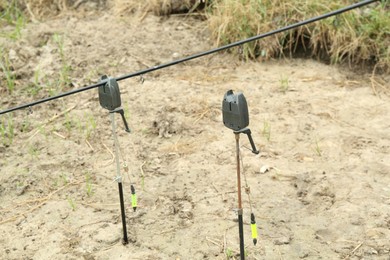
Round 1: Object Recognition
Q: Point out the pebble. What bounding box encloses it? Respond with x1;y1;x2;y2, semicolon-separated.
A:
274;236;291;245
260;165;270;174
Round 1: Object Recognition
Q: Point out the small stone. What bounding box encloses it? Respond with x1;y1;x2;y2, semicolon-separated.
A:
367;247;378;255
274;236;291;245
8;49;17;60
260;165;270;174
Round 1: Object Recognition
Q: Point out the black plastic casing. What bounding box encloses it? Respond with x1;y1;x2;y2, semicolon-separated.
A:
99;76;121;111
222;90;249;131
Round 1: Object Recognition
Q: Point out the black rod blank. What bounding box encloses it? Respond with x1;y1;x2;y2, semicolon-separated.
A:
0;0;379;115
118;182;129;244
238;213;245;260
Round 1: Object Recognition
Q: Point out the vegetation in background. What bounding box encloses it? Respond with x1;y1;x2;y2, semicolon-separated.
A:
0;48;16;94
0;0;388;100
0;115;14;147
0;0;26;40
207;0;389;71
53;33;72;93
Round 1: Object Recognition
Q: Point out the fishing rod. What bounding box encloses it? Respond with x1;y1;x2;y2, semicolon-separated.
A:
0;0;380;115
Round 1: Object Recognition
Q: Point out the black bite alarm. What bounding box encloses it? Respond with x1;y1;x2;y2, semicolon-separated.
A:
98;75;130;133
99;75;121;111
222;90;249;131
222;90;259;154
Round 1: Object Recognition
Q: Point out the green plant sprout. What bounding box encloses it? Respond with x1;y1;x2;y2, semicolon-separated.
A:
0;0;26;40
27;68;43;96
64;113;73;133
60;173;69;186
85;114;97;139
0;49;16;94
279;75;289;94
262;120;271;142
313;137;322;157
85;172;94;197
28;145;40;160
21;118;31;133
53;172;69;188
0;115;14;146
226;247;234;259
52;33;72;92
67;196;77;211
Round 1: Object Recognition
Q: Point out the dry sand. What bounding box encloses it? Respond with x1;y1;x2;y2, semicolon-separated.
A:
0;4;389;260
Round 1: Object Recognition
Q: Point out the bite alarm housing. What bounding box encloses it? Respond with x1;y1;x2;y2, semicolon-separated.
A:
99;75;121;111
222;90;249;131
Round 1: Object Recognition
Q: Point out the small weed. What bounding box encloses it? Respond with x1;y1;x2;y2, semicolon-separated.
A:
262;120;271;142
53;34;65;60
67;196;77;211
88;114;97;130
85;172;94;197
75;117;83;134
60;173;68;186
21;118;31;133
226;247;234;259
0;115;14;146
28;145;40;159
38;125;47;139
85;114;97;139
27;69;43;96
64;113;73;133
53;33;72;89
0;49;16;94
225;247;247;259
0;0;26;40
54;173;69;187
279;75;289;94
59;63;72;88
8;15;24;40
313;137;322;157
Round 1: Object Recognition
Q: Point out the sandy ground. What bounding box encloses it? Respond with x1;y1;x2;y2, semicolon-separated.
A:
1;5;390;260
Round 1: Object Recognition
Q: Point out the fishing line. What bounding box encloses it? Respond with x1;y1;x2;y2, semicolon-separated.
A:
0;0;380;115
239;147;258;246
118;140;138;212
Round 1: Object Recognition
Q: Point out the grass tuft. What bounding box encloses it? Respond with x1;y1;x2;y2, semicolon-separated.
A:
0;0;26;40
0;115;14;147
208;0;390;71
0;48;16;94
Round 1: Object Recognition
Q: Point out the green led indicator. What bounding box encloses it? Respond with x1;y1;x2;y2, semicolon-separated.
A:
131;185;137;212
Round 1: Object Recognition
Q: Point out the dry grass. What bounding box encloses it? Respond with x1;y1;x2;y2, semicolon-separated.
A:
207;0;390;72
1;0;108;20
1;0;202;18
1;0;388;72
144;0;197;15
22;0;71;19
